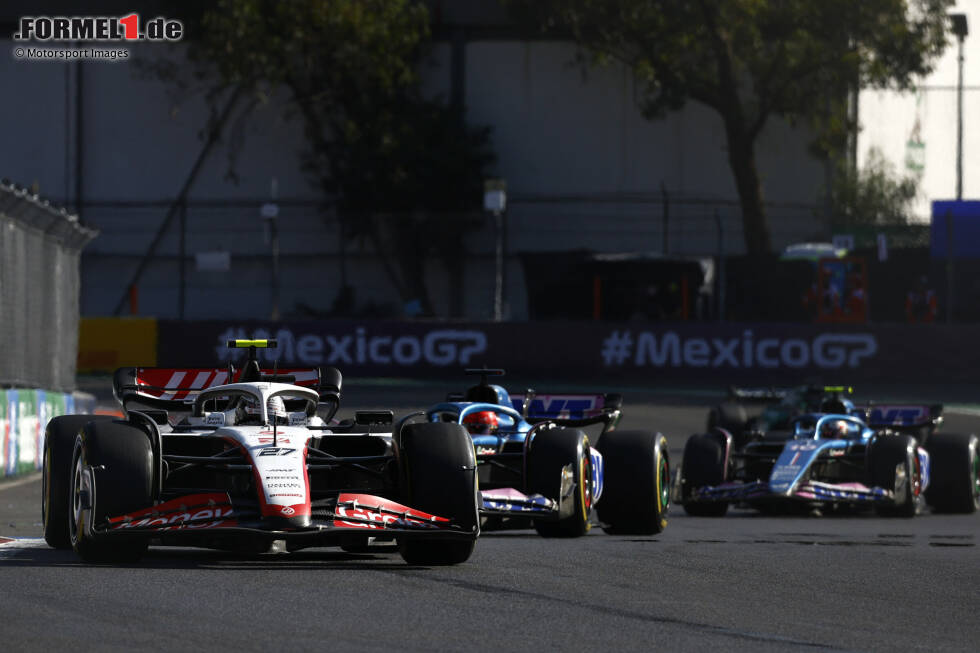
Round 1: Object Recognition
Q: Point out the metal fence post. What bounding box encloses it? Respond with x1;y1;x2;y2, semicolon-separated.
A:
715;209;725;322
178;198;186;320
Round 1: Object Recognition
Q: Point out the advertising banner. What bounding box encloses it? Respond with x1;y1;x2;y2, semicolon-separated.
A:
155;320;980;385
1;389;80;478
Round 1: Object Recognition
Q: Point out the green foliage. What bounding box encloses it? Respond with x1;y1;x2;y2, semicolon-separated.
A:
153;0;496;315
508;0;953;253
194;0;426;98
831;148;920;228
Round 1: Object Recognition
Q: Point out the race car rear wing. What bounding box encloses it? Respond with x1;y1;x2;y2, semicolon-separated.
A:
113;366;326;410
728;385;853;403
510;392;622;420
861;403;943;431
727;386;791;402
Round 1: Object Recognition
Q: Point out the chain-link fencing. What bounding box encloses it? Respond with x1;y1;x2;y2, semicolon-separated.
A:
0;181;98;391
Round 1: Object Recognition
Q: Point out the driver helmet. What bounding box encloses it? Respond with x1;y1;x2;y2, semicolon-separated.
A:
463;410;498;435
820;418;849;439
236;395;264;425
267;396;289;426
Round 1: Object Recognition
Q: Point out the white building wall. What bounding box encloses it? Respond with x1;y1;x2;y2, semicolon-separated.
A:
0;37;828;320
859;1;980;221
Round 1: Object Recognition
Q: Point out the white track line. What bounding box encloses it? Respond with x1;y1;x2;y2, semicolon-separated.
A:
0;538;48;559
0;472;41;491
946;405;980;417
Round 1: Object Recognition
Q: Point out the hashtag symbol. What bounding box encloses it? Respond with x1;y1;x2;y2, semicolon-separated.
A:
601;330;633;366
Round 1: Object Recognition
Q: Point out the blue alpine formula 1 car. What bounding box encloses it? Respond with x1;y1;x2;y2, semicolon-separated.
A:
681;405;980;516
426;369;670;536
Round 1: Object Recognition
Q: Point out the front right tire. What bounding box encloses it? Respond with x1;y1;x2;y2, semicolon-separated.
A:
868;434;919;518
42;415;113;549
69;420;153;562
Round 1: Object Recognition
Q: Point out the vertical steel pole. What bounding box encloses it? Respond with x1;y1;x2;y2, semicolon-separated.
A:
957;36;965;201
270;216;280;321
178;199;186;319
493;209;503;321
75;61;83;220
715;209;725;322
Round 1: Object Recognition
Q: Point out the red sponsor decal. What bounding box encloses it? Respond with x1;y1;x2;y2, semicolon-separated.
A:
278;505;306;517
133;368;320;401
108;492;238;530
333;493;449;530
258;437;291;444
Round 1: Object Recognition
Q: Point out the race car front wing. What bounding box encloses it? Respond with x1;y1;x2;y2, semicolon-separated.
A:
93;492;475;544
692;480;893;503
479;488;557;516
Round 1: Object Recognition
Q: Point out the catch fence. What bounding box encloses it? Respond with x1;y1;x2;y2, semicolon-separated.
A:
0;182;97;391
78;192;826;321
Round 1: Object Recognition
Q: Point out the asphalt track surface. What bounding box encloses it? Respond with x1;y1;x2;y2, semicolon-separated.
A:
2;380;979;652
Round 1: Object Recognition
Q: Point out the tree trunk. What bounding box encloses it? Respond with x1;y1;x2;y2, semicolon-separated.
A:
723;120;772;255
392;212;436;316
439;224;466;318
697;1;773;256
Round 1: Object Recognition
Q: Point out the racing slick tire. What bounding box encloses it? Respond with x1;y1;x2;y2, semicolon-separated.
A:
397;423;479;565
680;434;729;517
42;415;113;549
527;427;593;537
596;430;669;535
924;433;980;513
868;434;920;518
69;420;153;562
707;401;747;436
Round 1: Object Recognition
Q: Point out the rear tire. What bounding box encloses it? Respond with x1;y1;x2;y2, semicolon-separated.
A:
707;401;747;435
397;423;479;565
69;420;153;562
681;434;729;517
527;427;593;537
42;415;112;549
597;430;669;534
924;433;980;513
868;434;919;518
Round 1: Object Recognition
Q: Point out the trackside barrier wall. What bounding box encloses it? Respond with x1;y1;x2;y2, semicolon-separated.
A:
77;317;158;372
153;320;980;386
0;389;96;478
0;182;98;391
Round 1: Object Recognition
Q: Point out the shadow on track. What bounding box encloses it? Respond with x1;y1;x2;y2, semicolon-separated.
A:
0;544;446;571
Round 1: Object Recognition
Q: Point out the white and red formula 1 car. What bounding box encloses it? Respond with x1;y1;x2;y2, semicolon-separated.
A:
42;339;479;565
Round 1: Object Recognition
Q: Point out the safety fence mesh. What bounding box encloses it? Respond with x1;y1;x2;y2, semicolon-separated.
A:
0;182;97;391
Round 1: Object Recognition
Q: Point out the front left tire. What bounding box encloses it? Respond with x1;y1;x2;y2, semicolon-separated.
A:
396;422;480;565
526;427;593;537
596;430;669;534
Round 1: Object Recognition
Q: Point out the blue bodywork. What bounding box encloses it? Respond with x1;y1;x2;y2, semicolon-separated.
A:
427;387;605;518
694;413;931;504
